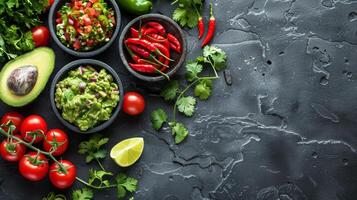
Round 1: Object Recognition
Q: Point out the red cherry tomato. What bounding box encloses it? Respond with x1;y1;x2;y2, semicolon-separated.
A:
49;160;76;189
0;135;26;162
1;112;24;134
20;115;47;144
123;92;146;115
19;152;49;181
48;0;54;8
31;26;50;47
43;129;69;156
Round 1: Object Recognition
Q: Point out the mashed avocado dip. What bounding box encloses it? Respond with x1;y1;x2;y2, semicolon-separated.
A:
55;66;119;131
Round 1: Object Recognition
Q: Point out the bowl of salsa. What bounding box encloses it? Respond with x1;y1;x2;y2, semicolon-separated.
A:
48;0;121;57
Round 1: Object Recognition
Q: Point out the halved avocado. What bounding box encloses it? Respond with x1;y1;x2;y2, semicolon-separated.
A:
0;47;55;107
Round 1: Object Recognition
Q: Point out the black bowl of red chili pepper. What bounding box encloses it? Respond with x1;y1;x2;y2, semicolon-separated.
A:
49;0;121;57
119;14;187;82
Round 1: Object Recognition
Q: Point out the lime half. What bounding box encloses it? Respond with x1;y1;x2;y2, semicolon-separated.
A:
110;137;144;167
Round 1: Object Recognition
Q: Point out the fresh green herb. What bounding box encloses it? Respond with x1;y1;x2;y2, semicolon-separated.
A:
186;61;203;82
116;173;138;198
78;134;109;164
160;80;179;101
72;188;94;200
0;0;48;62
169;122;189;144
177;96;196;117
172;0;204;28
151;46;228;144
42;192;67;200
194;79;212;100
88;169;113;187
74;135;139;199
151;109;168;130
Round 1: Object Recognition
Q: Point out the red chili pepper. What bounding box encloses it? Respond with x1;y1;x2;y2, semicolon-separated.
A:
127;44;150;58
129;63;156;73
152;42;171;66
169;42;181;53
143;28;160;36
167;34;181;53
146;33;167;43
147;21;166;35
201;3;216;48
196;7;204;39
130;27;139;38
125;38;173;61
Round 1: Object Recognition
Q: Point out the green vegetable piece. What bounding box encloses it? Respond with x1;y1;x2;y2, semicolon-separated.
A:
177;96;196;117
0;48;55;107
160;80;179;101
151;109;168;130
117;0;153;15
72;188;93;200
88;169;113;186
186;61;203;82
203;46;228;71
172;0;204;28
194;79;212;100
116;173;138;198
42;192;67;200
78;134;109;163
169;122;189;144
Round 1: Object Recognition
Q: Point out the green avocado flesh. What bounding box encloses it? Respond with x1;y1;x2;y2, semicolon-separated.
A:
0;47;55;107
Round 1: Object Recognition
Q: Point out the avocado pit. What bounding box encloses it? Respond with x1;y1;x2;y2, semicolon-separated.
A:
7;65;38;96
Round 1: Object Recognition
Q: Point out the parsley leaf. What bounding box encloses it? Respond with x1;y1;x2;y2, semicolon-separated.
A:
186;61;203;82
160;80;179;101
151;109;168;130
194;79;213;100
203;46;228;71
72;188;93;200
116;173;138;198
177;96;196;117
169;122;189;144
78;134;109;163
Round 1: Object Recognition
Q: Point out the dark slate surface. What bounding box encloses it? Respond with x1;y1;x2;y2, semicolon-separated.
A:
1;0;357;199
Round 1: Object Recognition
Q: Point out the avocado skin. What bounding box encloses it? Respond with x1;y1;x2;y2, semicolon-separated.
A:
0;47;55;107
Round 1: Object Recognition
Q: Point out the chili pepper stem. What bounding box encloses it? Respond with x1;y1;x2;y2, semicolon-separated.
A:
156;50;174;61
151;55;170;68
154;68;170;80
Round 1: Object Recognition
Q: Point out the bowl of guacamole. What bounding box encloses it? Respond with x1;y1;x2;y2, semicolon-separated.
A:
50;59;123;134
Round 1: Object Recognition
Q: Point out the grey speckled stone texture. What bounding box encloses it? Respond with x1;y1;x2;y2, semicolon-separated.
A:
1;0;357;199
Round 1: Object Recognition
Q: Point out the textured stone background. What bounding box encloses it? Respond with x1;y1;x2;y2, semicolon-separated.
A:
1;0;357;199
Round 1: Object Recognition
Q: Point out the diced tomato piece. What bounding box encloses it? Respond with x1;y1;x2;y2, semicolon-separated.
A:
73;20;79;29
94;10;100;17
86;2;92;8
86;8;96;16
90;0;98;3
82;15;91;26
76;28;83;34
56;12;61;18
84;25;92;33
74;1;82;9
56;18;62;24
86;39;94;47
73;40;81;50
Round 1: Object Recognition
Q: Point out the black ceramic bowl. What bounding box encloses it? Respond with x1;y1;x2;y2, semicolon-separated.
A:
48;0;121;57
50;59;124;134
119;14;187;82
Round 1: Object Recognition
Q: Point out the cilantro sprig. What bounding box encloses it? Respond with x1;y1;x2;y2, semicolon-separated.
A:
172;0;204;28
74;135;138;199
151;46;228;144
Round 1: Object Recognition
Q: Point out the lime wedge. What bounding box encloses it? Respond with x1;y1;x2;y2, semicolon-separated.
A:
110;137;144;167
